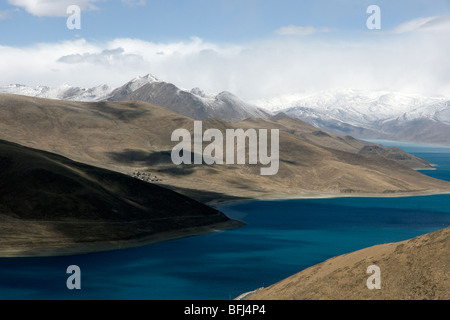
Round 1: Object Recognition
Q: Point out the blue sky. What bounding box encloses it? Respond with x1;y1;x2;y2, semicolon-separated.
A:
1;0;450;99
1;0;449;44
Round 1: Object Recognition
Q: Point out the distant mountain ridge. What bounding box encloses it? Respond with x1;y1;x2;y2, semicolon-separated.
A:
252;89;450;145
105;74;270;122
0;74;270;122
3;79;450;144
0;83;112;102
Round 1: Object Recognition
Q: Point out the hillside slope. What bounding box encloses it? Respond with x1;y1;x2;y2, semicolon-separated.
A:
1;94;449;204
0;139;238;257
246;226;450;300
268;113;434;170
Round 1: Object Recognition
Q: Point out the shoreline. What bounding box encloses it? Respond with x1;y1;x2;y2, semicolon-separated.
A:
240;226;450;300
208;189;450;208
0;219;244;258
3;190;450;258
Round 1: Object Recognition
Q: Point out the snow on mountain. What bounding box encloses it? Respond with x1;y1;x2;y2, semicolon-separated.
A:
253;89;450;145
399;99;450;124
114;74;159;96
4;74;449;141
195;89;268;118
1;73;269;122
0;83;112;102
253;89;449;126
106;75;270;122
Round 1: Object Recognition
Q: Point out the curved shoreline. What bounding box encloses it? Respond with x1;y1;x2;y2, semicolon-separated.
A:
207;189;450;208
0;191;450;258
2;190;450;258
0;219;244;258
241;226;450;300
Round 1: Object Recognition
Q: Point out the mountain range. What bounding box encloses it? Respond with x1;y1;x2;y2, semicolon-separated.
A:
0;74;269;122
1;93;448;207
2;78;450;145
1;74;449;203
253;89;450;145
105;75;270;122
0;83;112;102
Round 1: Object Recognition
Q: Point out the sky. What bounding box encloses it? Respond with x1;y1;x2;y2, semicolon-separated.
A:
1;0;450;100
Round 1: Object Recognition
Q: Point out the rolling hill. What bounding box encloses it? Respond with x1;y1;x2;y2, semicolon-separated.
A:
0;139;239;257
1;93;449;205
245;226;450;300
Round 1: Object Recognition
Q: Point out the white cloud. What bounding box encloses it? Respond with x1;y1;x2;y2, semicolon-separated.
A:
392;15;450;34
1;20;450;100
57;47;144;66
275;25;331;36
8;0;103;17
392;17;436;34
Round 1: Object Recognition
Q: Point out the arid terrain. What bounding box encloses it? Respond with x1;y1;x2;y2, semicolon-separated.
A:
1;93;449;206
0;139;240;257
1;93;449;259
246;226;450;300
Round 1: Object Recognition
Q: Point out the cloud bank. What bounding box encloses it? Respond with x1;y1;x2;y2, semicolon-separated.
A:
392;15;450;34
7;0;103;17
275;25;331;36
1;16;449;100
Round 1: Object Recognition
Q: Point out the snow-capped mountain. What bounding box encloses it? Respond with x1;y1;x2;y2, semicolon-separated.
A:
0;83;112;102
1;74;269;122
3;76;449;144
253;89;447;125
253;89;450;145
108;74;159;96
105;74;270;122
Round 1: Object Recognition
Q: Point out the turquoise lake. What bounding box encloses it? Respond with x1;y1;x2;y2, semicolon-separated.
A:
0;140;449;300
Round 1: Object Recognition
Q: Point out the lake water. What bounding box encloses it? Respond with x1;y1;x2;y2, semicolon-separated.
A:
1;141;450;300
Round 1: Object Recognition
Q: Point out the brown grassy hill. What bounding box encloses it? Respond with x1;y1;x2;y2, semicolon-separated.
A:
0;139;239;257
268;113;433;170
1;93;450;204
246;226;450;300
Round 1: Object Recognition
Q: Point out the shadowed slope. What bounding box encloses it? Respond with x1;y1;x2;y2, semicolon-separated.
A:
0;139;238;257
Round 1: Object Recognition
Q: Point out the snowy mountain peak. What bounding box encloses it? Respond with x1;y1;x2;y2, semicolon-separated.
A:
251;88;450;145
134;73;159;83
125;74;160;92
190;87;208;98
